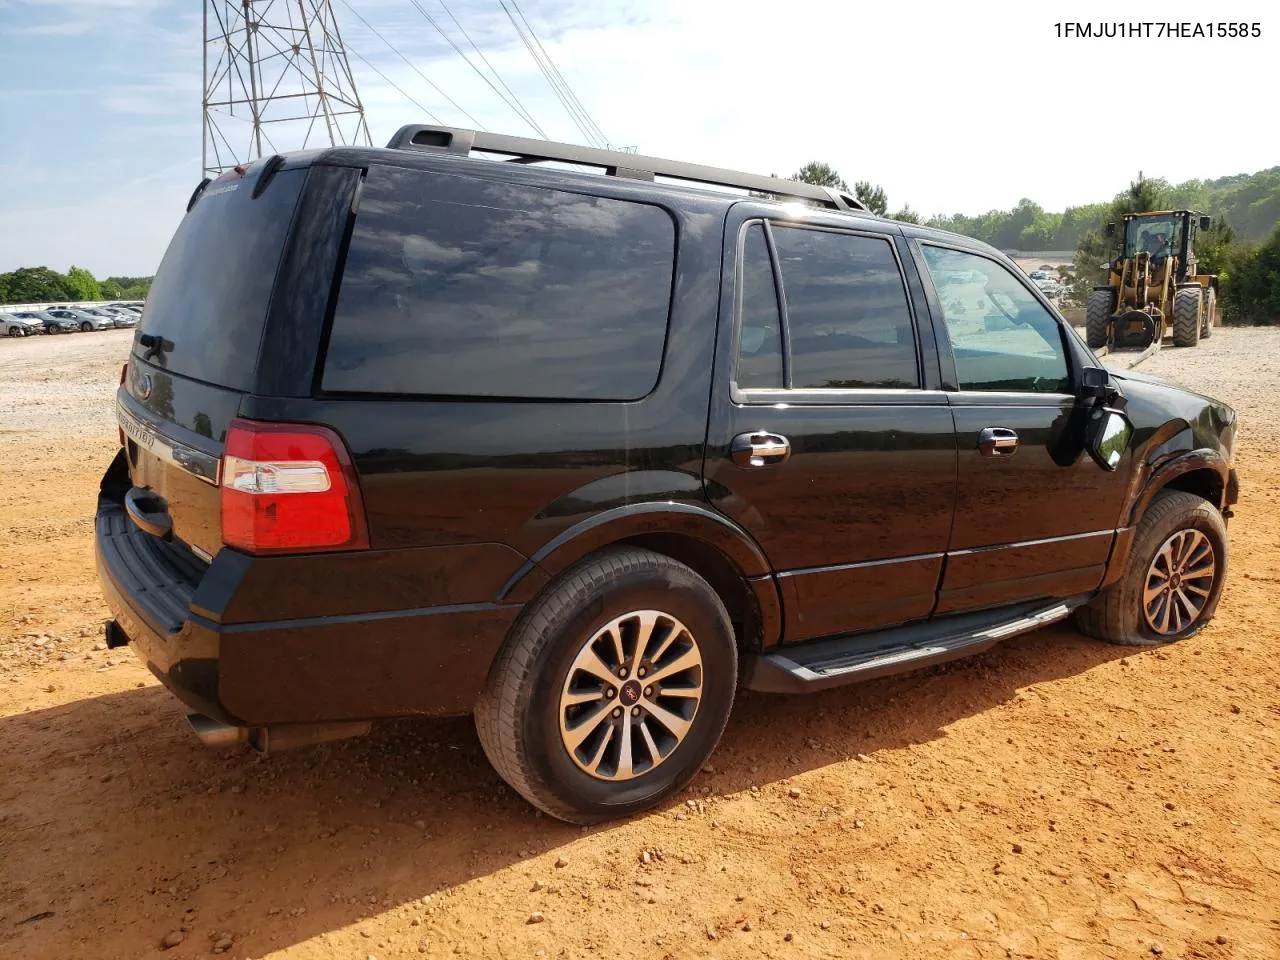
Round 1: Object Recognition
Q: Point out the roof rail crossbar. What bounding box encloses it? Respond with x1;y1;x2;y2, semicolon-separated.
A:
385;125;866;211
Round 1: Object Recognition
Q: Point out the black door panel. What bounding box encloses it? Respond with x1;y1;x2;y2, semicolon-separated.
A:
705;210;958;643
913;241;1133;613
778;551;944;641
708;402;956;640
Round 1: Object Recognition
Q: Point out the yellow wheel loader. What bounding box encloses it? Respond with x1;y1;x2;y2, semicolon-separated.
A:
1086;210;1219;350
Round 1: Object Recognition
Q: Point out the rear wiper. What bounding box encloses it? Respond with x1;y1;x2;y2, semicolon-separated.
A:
138;333;173;362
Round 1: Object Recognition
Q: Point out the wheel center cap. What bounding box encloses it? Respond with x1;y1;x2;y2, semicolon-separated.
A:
619;680;642;706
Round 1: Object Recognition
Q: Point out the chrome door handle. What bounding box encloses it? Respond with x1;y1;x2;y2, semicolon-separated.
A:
730;432;791;467
978;426;1019;457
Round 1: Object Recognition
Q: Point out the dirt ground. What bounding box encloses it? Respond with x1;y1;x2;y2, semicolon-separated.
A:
2;329;1278;960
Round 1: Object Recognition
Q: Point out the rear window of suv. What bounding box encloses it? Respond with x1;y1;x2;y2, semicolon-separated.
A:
134;166;306;391
321;165;676;400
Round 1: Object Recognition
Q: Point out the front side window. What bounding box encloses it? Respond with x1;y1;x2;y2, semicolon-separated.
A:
771;226;919;390
920;245;1070;394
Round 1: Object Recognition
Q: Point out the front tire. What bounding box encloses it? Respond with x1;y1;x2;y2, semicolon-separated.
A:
475;547;737;824
1075;490;1227;645
1171;287;1202;347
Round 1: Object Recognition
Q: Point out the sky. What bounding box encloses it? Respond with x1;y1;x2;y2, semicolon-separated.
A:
1;0;1277;277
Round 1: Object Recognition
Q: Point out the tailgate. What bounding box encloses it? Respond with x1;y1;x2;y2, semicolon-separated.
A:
117;362;242;560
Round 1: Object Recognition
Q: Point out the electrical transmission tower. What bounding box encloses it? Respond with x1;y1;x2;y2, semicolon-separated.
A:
202;0;372;178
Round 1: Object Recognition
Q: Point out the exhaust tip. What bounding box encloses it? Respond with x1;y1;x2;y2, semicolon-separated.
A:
186;713;250;748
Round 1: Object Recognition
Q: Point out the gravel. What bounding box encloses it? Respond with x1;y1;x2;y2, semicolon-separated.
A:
1104;327;1280;452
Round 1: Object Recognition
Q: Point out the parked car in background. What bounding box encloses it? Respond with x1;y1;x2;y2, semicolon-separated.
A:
107;303;144;315
1;311;42;336
98;306;140;327
1037;278;1063;301
13;309;74;334
46;308;112;332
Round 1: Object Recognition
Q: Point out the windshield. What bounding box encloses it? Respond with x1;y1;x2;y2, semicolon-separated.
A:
1125;215;1183;258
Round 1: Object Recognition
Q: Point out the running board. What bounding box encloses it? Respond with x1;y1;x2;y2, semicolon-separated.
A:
742;598;1086;694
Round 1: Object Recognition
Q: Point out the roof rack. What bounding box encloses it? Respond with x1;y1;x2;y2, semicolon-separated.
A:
385;125;867;213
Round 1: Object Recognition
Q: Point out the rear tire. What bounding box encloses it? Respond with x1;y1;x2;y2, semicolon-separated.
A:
80;321;92;333
474;546;737;824
1074;490;1227;646
8;327;22;338
1085;289;1114;349
1201;287;1216;339
1171;287;1202;347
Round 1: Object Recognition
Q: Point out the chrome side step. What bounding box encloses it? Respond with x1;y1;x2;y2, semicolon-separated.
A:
743;598;1083;694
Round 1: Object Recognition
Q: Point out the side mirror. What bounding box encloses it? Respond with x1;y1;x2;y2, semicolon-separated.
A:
1199;216;1211;231
1079;365;1109;399
1105;222;1116;237
1085;406;1133;471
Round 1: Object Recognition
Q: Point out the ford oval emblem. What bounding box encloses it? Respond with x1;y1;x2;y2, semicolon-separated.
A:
139;374;153;400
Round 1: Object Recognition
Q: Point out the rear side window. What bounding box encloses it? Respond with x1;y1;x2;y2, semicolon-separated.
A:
136;167;306;391
771;226;919;390
322;165;676;400
735;223;784;389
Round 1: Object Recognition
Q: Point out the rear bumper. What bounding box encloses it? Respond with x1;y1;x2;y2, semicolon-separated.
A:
95;454;522;726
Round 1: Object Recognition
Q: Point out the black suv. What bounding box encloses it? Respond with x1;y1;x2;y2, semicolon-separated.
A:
96;127;1239;824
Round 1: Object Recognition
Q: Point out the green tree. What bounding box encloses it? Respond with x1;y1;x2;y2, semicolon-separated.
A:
891;205;921;224
0;273;9;304
64;265;102;301
792;161;850;193
1195;218;1236;277
854;181;888;216
100;279;123;300
1222;225;1280;324
1;266;74;303
107;276;154;300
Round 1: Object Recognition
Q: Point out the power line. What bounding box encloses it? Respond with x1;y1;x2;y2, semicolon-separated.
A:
503;0;608;147
340;0;485;129
406;0;547;137
498;1;593;145
506;0;606;146
348;46;443;123
438;0;542;136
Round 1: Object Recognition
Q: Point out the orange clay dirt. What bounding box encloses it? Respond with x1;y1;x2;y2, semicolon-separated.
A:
1;327;1278;960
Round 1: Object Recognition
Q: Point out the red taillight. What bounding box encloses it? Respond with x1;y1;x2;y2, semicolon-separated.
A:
220;418;369;555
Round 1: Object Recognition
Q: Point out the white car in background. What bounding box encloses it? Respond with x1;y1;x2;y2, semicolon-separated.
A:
1;311;43;337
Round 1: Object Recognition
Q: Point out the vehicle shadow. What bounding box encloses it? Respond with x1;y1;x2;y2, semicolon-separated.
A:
0;622;1137;958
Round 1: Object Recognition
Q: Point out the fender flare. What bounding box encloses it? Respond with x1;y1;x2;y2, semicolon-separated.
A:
497;501;783;647
1123;447;1229;528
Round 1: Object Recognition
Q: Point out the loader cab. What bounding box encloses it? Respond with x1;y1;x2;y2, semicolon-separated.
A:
1119;211;1204;283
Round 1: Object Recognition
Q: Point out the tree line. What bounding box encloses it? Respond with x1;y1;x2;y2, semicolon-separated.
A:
791;162;1280;324
0;265;152;305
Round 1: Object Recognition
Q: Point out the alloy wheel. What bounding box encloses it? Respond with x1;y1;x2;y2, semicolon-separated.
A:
558;610;703;781
1143;529;1216;635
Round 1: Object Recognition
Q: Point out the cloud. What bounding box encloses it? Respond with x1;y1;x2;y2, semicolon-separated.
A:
3;0;1278;276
